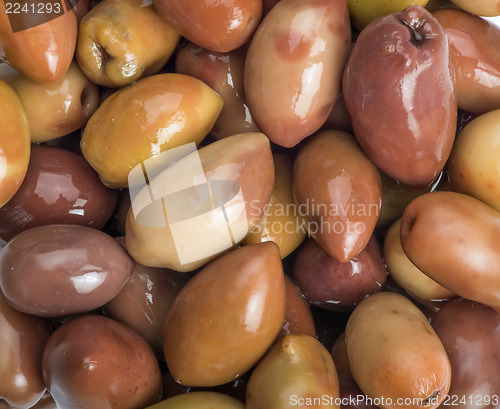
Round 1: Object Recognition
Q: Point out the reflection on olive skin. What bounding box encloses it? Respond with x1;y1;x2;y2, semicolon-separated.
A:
152;0;261;53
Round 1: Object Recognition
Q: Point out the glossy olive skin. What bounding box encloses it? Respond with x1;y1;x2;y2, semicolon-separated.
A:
432;298;500;409
384;218;455;302
77;0;180;88
81;73;223;187
42;315;162;409
152;0;261;53
126;132;274;272
343;6;456;188
449;0;500;16
0;291;50;409
0;4;76;83
263;0;281;14
163;242;286;387
243;153;307;259
293;236;387;310
0;145;118;241
346;292;451;409
0;79;30;208
175;43;259;140
279;275;316;339
245;0;351;147
0;60;99;143
434;9;500;115
104;245;189;357
145;392;244;409
400;191;500;312
293;130;382;262
246;334;340;409
448;109;500;213
0;224;134;317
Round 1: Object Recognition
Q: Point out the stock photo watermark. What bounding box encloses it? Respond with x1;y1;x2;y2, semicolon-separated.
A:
128;143;378;265
3;0;79;32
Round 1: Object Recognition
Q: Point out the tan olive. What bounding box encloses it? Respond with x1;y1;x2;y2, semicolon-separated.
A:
246;333;340;409
434;9;500;115
448;109;500;213
400;191;500;312
0;61;99;143
244;0;351;147
81;73;223;187
163;242;286;387
345;292;451;409
243;153;306;258
330;332;351;378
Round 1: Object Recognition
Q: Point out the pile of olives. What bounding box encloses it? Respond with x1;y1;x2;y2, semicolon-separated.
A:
1;0;500;408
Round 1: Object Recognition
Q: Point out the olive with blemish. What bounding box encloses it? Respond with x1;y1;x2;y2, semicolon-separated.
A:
293;130;382;262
